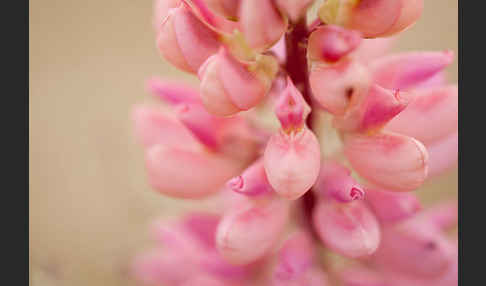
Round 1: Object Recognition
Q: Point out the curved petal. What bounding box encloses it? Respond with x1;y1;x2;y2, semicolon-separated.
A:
343;132;429;192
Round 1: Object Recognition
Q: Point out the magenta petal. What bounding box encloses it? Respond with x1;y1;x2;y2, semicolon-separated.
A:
313;199;381;258
227;159;273;197
307;25;362;63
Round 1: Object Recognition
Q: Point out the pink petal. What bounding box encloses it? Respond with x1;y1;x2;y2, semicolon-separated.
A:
145;77;201;105
370;51;454;91
132;105;201;151
354;37;395;63
145;145;244;198
183;0;239;34
343;132;429;192
176;103;221;150
157;4;220;73
273;231;315;282
336;265;387;286
319;0;422;38
426;132;458;177
313;199;381;258
133;249;196;286
371;218;455;278
198;48;272;115
275;78;311;132
314;160;364;203
385;85;458;145
180;275;227;286
216;198;290;264
307;25;362;63
227;159;274;197
204;0;240;19
420;201;458;231
264;129;321;200
365;188;422;224
153;0;180;32
309;60;371;115
333;84;413;132
239;0;288;50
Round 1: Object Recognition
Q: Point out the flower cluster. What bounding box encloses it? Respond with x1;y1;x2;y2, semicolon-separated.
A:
132;0;458;285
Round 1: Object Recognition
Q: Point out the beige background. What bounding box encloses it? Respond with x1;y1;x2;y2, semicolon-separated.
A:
29;1;458;285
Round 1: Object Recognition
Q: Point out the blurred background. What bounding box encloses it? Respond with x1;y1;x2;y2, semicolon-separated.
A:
29;0;458;285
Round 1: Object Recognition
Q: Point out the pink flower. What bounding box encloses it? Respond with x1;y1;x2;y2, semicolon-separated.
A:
133;1;457;284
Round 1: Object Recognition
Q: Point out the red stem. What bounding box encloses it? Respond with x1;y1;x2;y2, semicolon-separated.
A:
285;18;318;235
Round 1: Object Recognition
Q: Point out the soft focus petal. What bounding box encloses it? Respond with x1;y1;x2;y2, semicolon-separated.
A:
371;218;455;278
336;265;386;286
132;105;201;151
204;0;240;19
314;160;364;202
133;249;196;286
264;129;321;200
370;51;454;91
273;231;315;282
318;0;423;38
365;188;422;224
216;198;290;264
275;0;315;22
333;84;413;132
419;201;458;231
426;132;458;177
354;37;395;63
307;25;362;63
153;0;180;31
157;4;220;73
145;145;244;198
239;0;288;50
180;275;227;286
176;103;221;150
310;60;371;115
385;85;458;145
343;132;429;192
145;77;201;104
313;199;381;258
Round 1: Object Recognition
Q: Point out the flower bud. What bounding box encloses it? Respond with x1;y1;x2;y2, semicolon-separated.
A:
307;25;362;63
313;199;381;258
343;132;429;192
198;47;278;115
227;159;274;197
264;129;321;200
333;84;413;133
216;198;290;264
370;51;454;91
309;60;371;115
239;0;288;50
365;188;422;224
275;0;314;23
157;4;220;73
314;160;364;202
275;78;311;132
318;0;423;38
145;145;245;198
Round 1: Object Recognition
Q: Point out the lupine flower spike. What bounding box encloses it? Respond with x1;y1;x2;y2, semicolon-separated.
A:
133;0;458;285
